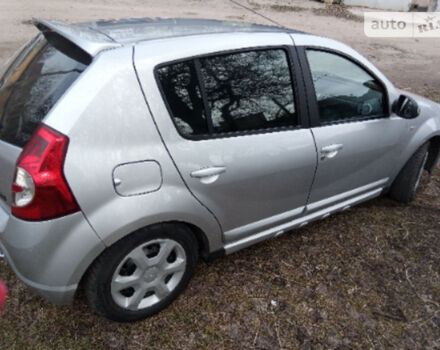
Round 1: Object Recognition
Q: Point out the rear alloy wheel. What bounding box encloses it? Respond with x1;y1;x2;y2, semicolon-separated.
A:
85;224;198;322
111;239;186;311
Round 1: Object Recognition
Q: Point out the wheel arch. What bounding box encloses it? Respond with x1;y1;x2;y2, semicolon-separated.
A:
425;135;440;173
77;220;223;295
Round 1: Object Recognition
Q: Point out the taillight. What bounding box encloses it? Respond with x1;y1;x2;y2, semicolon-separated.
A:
11;124;80;221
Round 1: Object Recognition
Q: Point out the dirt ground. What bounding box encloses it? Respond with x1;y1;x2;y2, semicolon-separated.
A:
0;1;439;349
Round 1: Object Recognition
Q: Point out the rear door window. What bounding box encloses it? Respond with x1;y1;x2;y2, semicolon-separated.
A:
156;48;298;138
0;35;87;147
200;49;297;134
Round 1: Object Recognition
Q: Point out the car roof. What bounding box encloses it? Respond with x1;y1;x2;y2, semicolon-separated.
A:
88;18;305;43
34;17;306;56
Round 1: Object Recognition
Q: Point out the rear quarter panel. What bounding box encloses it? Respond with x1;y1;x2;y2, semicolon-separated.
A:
43;46;223;253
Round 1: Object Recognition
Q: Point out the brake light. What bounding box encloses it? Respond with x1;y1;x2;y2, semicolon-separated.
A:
11;124;80;221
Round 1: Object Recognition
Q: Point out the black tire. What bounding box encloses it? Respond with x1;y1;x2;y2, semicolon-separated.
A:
388;142;430;203
84;223;198;322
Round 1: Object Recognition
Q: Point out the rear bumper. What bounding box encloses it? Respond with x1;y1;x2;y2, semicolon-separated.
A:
0;201;105;304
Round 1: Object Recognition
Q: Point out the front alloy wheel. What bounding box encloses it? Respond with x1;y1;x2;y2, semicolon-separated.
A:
389;142;430;203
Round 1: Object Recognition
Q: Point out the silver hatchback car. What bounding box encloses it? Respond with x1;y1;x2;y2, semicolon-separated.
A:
0;18;439;322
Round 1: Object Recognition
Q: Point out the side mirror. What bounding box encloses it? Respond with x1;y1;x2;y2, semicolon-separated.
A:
392;95;420;119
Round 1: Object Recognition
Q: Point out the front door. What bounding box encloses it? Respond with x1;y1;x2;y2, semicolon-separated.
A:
302;48;407;210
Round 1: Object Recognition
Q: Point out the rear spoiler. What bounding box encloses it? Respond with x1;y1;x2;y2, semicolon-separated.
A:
33;19;121;63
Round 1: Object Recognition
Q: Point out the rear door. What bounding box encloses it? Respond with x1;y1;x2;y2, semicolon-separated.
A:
299;48;407;210
135;35;317;243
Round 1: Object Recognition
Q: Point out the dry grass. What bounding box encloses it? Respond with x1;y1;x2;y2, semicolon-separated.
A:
246;1;306;13
269;4;306;13
420;89;440;104
313;4;363;22
1;94;439;348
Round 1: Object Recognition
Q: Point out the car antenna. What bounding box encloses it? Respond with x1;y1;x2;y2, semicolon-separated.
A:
229;0;287;28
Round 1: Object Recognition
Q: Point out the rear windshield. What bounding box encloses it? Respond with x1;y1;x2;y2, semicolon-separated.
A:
0;35;87;147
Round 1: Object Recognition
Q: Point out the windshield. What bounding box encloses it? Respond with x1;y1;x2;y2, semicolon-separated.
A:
0;35;87;147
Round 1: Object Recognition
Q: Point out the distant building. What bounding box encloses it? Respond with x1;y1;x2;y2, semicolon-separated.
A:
340;0;438;11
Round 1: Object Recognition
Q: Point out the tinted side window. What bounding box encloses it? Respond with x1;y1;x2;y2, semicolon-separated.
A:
157;61;208;136
200;49;297;134
0;36;87;147
306;50;386;124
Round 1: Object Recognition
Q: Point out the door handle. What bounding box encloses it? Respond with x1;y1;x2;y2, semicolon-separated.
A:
321;144;343;160
190;166;226;179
